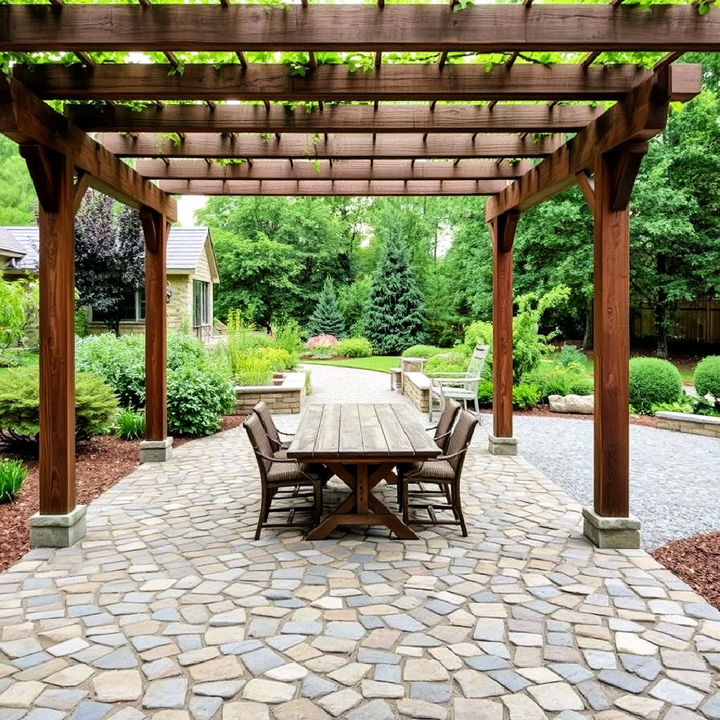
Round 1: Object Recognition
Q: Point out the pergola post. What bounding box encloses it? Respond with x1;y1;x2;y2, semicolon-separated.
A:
582;144;646;549
20;145;87;548
139;208;173;463
488;211;519;456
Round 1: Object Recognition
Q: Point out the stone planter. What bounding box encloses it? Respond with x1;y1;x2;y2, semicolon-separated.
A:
655;410;720;438
232;371;308;415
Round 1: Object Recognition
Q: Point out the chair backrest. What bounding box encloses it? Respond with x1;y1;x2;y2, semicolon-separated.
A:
434;398;462;452
466;344;489;379
244;413;275;477
445;409;477;475
253;400;281;450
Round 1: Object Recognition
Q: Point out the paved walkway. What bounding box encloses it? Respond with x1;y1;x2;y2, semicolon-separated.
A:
0;365;718;719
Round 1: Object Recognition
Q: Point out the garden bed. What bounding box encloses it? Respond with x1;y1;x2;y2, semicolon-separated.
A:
655;410;720;438
233;370;308;415
0;415;244;573
653;530;720;610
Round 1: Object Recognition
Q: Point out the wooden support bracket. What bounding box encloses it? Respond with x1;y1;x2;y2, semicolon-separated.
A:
19;144;70;212
576;169;595;213
607;142;648;211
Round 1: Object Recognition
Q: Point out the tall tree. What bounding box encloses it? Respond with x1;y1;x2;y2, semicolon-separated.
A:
0;136;36;225
365;235;425;355
74;191;144;337
306;277;346;338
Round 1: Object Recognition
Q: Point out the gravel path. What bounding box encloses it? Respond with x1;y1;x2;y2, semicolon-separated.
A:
295;364;720;550
514;415;719;549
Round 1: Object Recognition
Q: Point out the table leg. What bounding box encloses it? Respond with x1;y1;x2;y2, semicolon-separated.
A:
305;462;419;541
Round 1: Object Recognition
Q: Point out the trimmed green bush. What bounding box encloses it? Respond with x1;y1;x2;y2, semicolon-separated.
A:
167;365;235;437
254;347;297;372
464;321;493;350
629;357;682;414
0;459;27;502
116;409;146;440
0;367;119;454
401;344;445;359
513;383;541;410
336;337;373;358
694;356;720;401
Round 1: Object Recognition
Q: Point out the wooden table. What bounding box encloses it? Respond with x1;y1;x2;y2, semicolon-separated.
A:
286;403;441;540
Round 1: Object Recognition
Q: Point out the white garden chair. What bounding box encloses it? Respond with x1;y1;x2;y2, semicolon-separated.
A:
428;344;488;422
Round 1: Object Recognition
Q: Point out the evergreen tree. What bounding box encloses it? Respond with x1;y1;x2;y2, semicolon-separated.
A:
306;277;346;338
365;235;425;355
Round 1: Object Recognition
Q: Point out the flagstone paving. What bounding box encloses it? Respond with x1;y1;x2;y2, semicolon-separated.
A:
0;399;718;717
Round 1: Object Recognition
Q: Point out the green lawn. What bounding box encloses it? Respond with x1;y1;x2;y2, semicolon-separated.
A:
0;350;38;379
304;356;400;374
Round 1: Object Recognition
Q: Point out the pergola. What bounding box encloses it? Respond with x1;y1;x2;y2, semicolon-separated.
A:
0;1;716;549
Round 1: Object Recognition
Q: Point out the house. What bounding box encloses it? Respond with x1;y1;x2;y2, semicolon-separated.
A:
0;226;220;342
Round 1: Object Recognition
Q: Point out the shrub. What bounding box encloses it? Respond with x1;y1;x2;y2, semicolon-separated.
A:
477;380;493;407
255;347;297;372
567;376;594;396
0;349;24;368
694;356;720;402
336;337;373;358
629;357;682;414
167;365;235;437
306;334;338;359
231;351;273;386
271;321;303;356
76;334;146;408
402;344;445;359
513;383;541;410
0;459;27;503
116;409;146;440
555;344;587;369
0;367;119;454
464;321;493;351
425;352;468;377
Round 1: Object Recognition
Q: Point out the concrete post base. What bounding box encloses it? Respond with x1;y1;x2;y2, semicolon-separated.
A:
582;507;641;549
139;437;174;463
488;435;518;456
29;505;87;548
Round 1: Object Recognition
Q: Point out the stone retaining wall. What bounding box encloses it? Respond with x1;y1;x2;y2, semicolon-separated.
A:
402;371;432;413
232;371;307;415
655;410;720;438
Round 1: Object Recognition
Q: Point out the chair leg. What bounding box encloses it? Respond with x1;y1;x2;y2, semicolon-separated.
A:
397;473;403;510
313;480;323;528
255;485;269;541
451;481;468;537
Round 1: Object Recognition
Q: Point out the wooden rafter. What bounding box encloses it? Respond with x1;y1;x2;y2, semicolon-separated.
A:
66;103;604;135
0;73;176;219
16;63;702;102
485;66;699;219
136;158;533;181
3;5;718;52
96;132;564;159
156;179;509;196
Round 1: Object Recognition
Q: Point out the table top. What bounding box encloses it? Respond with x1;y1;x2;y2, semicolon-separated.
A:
287;403;442;462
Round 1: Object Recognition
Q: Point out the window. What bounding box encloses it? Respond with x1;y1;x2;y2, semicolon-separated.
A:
193;280;209;327
92;288;145;323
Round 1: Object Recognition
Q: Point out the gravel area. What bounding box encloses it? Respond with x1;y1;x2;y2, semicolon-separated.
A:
297;364;720;550
514;414;720;549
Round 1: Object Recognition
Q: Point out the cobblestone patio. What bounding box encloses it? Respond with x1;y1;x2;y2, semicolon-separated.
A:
0;422;718;719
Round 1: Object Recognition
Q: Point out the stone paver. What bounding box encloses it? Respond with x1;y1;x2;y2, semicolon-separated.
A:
0;364;717;718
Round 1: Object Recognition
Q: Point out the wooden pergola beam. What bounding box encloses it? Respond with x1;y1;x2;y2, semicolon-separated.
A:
485;65;701;220
97;133;562;159
67;103;604;135
157;180;509;196
2;5;718;51
0;74;176;221
136;158;533;181
16;63;702;102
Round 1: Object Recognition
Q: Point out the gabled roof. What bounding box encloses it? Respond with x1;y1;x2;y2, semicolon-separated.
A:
0;226;219;281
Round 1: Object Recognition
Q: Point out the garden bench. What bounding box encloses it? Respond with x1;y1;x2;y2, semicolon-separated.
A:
402;371;433;413
390;357;427;393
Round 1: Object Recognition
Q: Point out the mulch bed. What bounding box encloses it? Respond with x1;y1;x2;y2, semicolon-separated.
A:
0;414;246;574
483;407;659;428
652;531;720;610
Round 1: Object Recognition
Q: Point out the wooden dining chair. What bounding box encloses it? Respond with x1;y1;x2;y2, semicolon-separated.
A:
253;400;294;451
244;413;324;540
398;409;477;536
